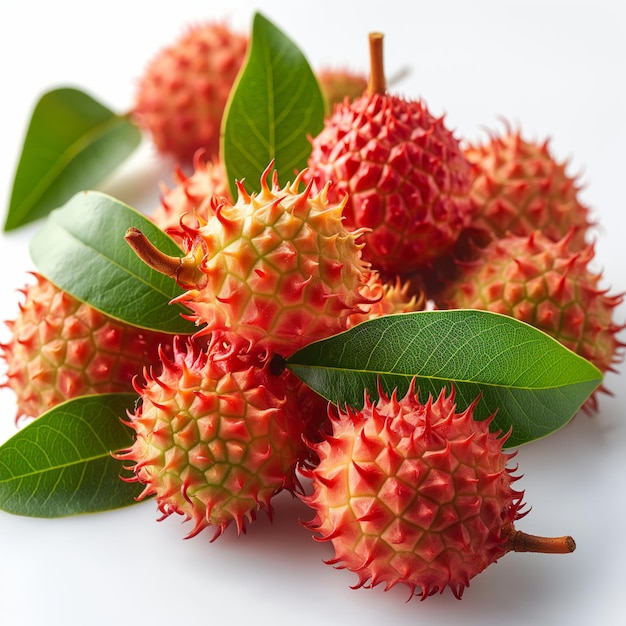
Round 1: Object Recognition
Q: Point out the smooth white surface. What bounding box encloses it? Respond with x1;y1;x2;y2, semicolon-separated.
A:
1;2;625;624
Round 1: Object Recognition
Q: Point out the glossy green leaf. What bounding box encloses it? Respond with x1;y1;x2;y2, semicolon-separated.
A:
29;191;196;334
0;394;142;517
4;87;141;231
221;12;326;197
287;310;603;448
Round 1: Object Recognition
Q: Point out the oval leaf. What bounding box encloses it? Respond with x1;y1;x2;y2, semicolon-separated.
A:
0;394;141;517
4;87;141;231
287;310;603;448
221;12;326;197
29;190;196;334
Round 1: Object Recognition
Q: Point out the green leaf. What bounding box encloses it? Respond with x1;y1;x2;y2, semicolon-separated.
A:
4;87;141;232
287;310;603;448
221;12;326;197
29;190;196;335
0;394;142;517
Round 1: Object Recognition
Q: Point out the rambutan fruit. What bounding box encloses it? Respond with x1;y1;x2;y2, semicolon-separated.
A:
305;33;474;278
346;271;425;329
116;333;321;538
125;163;373;358
0;272;175;422
132;21;248;162
149;150;230;235
464;123;594;250
301;382;576;600
443;231;625;406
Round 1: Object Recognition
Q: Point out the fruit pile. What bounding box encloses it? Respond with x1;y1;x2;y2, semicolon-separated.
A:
1;15;624;602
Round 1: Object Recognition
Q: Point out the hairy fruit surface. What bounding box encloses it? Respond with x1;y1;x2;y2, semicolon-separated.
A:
346;271;425;328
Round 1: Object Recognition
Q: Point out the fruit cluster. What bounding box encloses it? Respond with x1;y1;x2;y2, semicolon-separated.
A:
1;19;624;602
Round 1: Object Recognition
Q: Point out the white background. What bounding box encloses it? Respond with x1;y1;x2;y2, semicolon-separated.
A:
1;1;625;624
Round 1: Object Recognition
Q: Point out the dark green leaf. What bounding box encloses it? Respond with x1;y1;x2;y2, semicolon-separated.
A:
221;12;326;197
29;191;196;334
0;394;142;517
287;310;603;448
4;87;141;231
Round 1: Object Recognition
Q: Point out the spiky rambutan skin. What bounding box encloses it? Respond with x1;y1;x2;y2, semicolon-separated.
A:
305;93;474;277
0;273;174;422
117;333;315;539
150;151;230;235
170;164;373;357
464;126;593;250
444;232;625;401
301;383;525;600
316;67;368;109
346;271;425;328
132;22;248;162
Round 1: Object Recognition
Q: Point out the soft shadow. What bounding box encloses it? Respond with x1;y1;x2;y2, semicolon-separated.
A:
95;140;177;215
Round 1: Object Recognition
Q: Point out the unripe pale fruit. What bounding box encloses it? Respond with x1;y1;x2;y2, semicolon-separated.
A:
133;22;248;162
0;273;174;422
126;163;373;358
301;383;575;600
117;333;321;538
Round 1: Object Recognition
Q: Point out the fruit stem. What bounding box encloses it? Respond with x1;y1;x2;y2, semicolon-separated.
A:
367;32;386;95
125;227;205;288
504;527;576;555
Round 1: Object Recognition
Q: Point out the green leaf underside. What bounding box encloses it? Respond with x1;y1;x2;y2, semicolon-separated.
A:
29;191;196;334
222;12;326;198
4;87;141;231
0;394;142;517
287;310;603;448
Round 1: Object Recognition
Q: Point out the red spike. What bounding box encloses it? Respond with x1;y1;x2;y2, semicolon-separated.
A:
292;179;315;214
312;472;339;489
352;461;384;490
357;427;380;456
235;179;250;203
214;201;237;232
260;161;275;194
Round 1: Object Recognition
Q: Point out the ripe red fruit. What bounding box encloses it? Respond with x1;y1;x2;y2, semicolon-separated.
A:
117;333;324;538
306;33;474;278
464;124;594;250
1;273;174;422
132;22;248;162
301;382;576;599
444;231;626;406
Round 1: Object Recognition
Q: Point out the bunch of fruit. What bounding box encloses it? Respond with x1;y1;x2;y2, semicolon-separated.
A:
1;17;624;602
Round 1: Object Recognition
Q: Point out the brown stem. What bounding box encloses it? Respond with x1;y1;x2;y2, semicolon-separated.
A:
125;227;181;278
125;227;205;289
504;527;576;555
367;32;386;95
